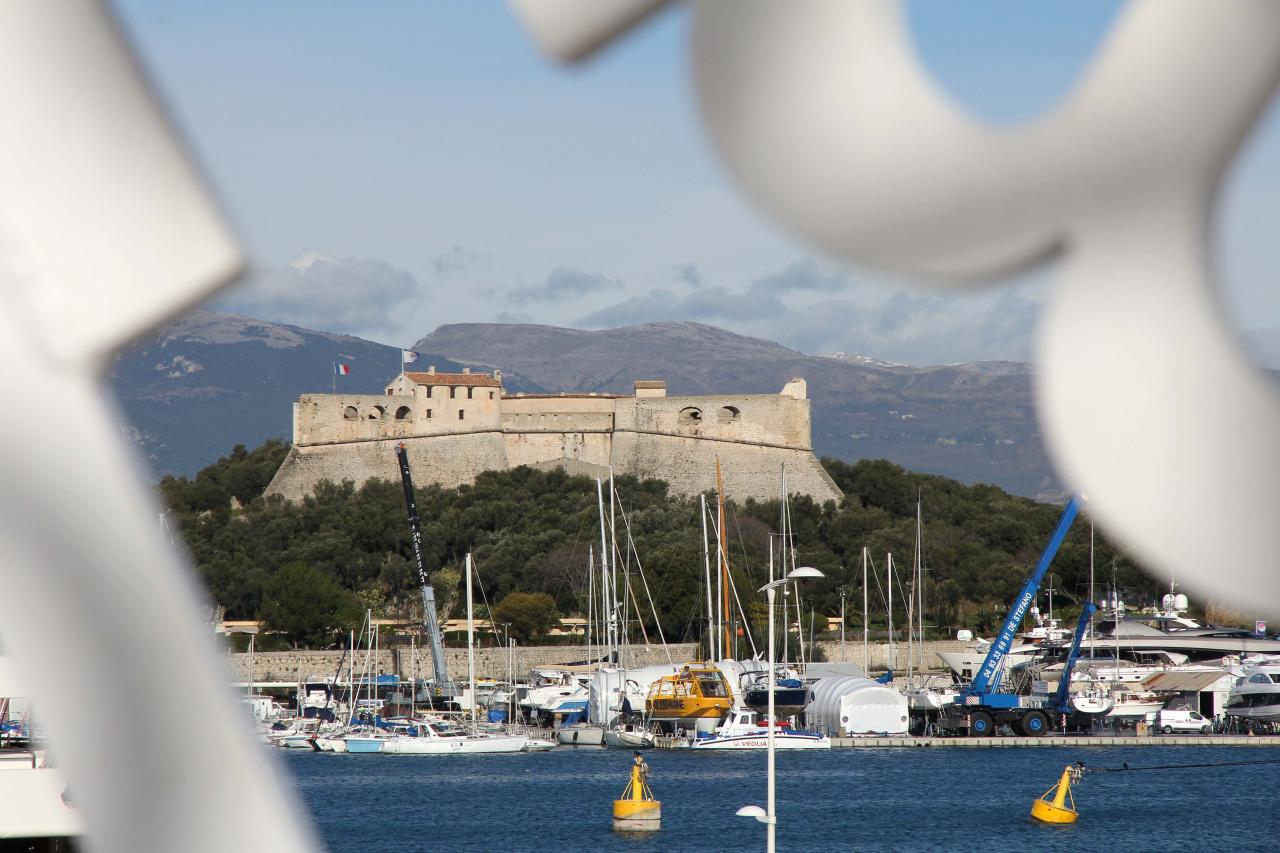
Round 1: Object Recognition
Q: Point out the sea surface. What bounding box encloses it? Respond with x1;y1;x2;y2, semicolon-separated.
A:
282;745;1278;852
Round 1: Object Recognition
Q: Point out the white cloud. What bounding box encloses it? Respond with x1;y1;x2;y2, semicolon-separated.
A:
576;258;1049;365
507;267;625;303
214;253;421;339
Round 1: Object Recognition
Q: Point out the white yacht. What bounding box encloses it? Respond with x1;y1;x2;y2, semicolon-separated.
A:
685;709;830;750
380;719;527;754
1225;658;1280;724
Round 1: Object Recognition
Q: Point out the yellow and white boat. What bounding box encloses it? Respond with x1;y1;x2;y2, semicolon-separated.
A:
645;665;733;734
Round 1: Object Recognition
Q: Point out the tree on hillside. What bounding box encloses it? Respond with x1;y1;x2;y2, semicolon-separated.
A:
492;591;559;643
261;561;363;647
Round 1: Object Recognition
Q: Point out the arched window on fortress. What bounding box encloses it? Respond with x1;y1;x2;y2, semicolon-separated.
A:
489;391;495;399
718;405;741;423
395;406;411;420
449;387;457;399
425;386;432;398
467;387;474;399
343;406;358;420
679;407;703;424
458;409;465;420
368;405;385;420
426;408;432;419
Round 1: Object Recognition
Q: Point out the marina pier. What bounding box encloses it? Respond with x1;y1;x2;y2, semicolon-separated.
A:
652;734;1280;749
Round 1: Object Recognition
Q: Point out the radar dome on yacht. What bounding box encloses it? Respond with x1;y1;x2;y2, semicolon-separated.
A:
956;629;974;642
1174;594;1188;611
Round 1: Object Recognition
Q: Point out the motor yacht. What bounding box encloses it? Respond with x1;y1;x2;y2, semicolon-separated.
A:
1225;657;1280;724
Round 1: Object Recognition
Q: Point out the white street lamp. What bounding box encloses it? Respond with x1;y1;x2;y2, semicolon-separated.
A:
737;566;823;852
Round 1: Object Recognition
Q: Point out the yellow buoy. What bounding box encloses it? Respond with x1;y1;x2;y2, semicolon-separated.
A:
1031;765;1081;824
613;761;661;832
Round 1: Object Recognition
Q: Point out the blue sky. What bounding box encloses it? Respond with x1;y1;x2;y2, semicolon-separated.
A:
115;1;1280;366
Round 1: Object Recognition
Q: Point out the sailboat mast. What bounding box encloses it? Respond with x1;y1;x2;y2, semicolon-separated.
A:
587;546;595;667
716;458;731;661
916;496;925;674
862;547;869;674
609;467;619;665
466;552;476;730
887;553;895;673
701;493;714;661
1088;521;1095;656
596;477;613;664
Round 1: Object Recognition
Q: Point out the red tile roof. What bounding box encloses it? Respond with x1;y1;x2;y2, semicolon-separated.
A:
404;371;501;388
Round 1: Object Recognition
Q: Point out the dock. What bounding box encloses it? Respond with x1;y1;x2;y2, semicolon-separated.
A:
829;735;1280;748
653;735;1280;749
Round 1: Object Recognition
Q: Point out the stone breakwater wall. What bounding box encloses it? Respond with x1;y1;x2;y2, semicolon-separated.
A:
228;640;964;682
227;643;700;682
812;640;971;673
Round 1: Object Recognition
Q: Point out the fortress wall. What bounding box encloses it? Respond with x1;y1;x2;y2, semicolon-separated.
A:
500;412;615;433
613;394;810;449
265;431;510;501
610;430;842;504
503;429;613;475
502;395;618;414
295;391;501;446
270;379;841;505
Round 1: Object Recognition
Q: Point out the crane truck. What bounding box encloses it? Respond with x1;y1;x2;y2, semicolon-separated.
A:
941;495;1095;737
394;443;454;703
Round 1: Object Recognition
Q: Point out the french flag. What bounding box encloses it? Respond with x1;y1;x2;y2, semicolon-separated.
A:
334;362;351;376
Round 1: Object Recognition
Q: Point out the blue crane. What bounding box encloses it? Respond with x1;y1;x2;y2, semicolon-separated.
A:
947;495;1086;737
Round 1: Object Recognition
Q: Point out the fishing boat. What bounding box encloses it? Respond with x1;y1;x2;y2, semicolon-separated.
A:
645;665;734;734
686;708;830;750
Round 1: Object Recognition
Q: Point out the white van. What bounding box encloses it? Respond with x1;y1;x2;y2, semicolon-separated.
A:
1155;708;1211;734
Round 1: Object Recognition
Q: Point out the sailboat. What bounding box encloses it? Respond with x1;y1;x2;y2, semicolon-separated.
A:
379;554;526;755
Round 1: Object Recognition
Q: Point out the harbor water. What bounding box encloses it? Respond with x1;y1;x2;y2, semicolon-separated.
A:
283;746;1278;852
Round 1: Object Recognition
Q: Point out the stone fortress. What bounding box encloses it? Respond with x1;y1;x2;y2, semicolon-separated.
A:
264;366;843;503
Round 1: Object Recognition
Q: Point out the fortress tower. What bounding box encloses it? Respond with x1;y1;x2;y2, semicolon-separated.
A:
264;368;842;504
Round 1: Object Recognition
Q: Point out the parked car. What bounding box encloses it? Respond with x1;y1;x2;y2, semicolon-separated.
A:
1155;708;1211;734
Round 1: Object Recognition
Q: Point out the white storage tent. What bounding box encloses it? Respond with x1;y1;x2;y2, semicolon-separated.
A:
805;676;909;735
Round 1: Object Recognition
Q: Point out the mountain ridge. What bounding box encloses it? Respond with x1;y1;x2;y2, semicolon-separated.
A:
110;310;1059;496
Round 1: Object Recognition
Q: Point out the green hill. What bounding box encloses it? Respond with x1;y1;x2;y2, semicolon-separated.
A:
161;442;1157;648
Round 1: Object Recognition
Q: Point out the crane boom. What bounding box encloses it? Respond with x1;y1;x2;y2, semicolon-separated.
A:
965;495;1083;697
1050;601;1097;714
395;443;450;691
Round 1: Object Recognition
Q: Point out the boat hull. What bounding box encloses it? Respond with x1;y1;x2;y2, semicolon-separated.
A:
343;737;386;754
688;732;830;750
556;725;605;746
743;688;808;714
314;736;346;753
604;729;655;749
381;735;527;754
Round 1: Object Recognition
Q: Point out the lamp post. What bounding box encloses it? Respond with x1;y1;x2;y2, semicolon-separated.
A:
737;565;824;853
